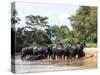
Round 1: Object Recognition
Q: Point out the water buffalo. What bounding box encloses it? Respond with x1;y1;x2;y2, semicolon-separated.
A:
47;45;53;59
64;42;85;59
21;42;85;60
56;44;64;59
21;47;33;60
74;42;85;58
33;46;48;58
51;44;57;60
47;44;64;60
21;46;48;60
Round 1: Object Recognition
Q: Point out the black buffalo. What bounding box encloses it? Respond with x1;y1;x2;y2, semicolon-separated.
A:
21;47;33;60
21;42;85;60
54;44;64;59
33;46;48;58
47;42;85;60
21;46;48;60
47;45;53;59
64;42;85;59
47;44;64;60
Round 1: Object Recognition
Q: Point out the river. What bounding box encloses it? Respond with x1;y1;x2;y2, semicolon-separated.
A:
12;48;97;73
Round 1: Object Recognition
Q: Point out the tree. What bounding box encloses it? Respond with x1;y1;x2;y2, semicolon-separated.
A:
25;15;48;28
25;15;51;45
69;6;97;43
16;28;24;52
11;10;21;29
47;25;69;44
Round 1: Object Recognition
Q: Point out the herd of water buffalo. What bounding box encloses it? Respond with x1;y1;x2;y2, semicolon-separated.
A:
21;42;86;60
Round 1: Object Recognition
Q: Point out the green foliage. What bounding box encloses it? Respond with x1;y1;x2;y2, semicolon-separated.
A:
49;25;69;43
69;6;97;43
16;28;24;52
25;15;48;27
25;15;51;45
61;38;79;43
86;43;97;48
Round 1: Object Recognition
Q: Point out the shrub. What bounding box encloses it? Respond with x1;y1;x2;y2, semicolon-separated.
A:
60;37;79;43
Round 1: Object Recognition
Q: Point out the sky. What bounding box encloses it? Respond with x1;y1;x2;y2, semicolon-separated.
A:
15;2;80;30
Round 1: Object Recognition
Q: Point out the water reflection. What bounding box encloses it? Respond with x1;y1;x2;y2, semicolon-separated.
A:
47;59;84;66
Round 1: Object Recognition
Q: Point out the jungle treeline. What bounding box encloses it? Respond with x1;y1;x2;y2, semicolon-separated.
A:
11;6;97;52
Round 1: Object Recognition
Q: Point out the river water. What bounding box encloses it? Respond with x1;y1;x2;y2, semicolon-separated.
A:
12;48;97;73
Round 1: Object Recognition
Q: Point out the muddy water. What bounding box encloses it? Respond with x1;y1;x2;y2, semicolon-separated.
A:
13;48;97;73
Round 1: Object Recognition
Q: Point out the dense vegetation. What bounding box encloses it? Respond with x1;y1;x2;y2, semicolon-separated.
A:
11;6;97;52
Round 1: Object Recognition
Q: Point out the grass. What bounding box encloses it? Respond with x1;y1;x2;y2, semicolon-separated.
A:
86;43;97;48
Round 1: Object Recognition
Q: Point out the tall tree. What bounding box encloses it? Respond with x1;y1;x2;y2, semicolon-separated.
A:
69;6;97;43
25;15;51;45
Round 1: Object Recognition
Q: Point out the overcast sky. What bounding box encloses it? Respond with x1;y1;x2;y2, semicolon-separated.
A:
15;2;79;30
